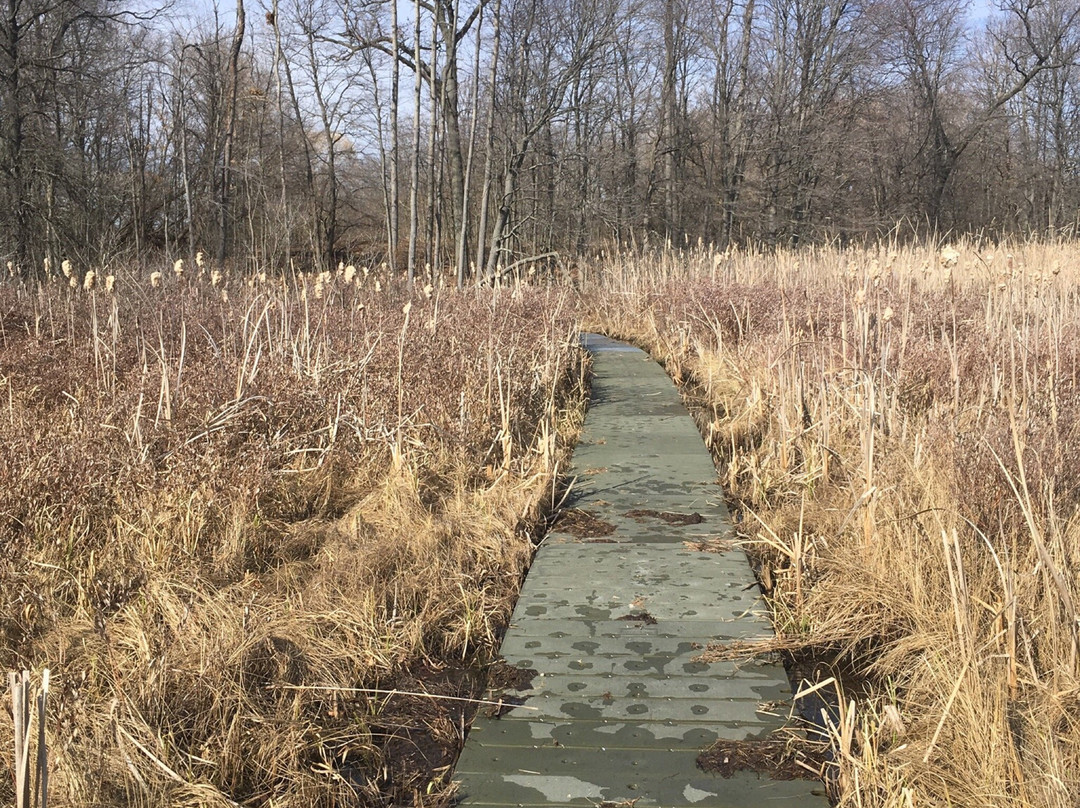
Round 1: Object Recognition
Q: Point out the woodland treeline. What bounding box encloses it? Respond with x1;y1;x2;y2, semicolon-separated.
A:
4;0;1080;278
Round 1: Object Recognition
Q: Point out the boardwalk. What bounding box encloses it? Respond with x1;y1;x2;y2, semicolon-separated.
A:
453;335;829;807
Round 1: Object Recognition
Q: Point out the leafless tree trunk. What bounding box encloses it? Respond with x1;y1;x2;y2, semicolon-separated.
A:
389;0;400;268
474;0;501;276
407;0;423;283
455;0;485;287
218;0;246;263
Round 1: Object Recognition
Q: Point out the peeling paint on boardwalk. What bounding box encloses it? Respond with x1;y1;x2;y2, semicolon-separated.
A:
453;335;829;807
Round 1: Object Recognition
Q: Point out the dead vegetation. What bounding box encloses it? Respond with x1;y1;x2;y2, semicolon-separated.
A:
0;265;584;806
584;241;1080;807
696;735;828;781
7;240;1080;808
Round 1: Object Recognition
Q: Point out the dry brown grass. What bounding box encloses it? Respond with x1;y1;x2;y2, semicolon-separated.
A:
583;240;1080;807
0;264;585;806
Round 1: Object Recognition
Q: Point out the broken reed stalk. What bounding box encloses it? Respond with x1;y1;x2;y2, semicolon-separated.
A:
9;669;49;808
268;684;540;710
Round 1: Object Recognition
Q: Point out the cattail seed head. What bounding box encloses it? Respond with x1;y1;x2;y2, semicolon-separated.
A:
882;306;894;323
105;274;116;293
854;288;866;306
939;246;959;268
173;258;184;277
195;250;205;268
344;264;357;284
68;276;77;289
210;269;222;287
6;260;13;276
62;259;73;279
314;271;328;299
150;271;162;288
83;270;96;291
423;283;433;299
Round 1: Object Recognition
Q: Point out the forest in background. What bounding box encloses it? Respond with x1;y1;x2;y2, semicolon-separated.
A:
4;0;1080;280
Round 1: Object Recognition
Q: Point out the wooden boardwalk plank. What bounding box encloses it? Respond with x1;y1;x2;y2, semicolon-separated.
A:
452;335;829;808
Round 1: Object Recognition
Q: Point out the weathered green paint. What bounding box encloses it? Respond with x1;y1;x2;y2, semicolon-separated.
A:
452;335;829;807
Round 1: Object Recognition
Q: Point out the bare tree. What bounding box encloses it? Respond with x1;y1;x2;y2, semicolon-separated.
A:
876;0;1080;228
482;0;618;278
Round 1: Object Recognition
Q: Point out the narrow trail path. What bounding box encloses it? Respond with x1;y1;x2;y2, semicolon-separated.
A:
453;335;828;807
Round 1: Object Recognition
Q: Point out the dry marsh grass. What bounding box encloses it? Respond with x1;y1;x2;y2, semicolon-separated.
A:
584;240;1080;807
0;265;584;806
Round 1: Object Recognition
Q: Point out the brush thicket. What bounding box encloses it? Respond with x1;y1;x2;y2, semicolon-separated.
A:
0;266;585;807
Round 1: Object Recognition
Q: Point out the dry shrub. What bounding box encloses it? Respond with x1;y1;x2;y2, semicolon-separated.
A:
583;240;1080;807
0;268;584;806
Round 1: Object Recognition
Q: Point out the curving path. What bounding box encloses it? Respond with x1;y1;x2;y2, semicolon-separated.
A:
452;334;829;807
